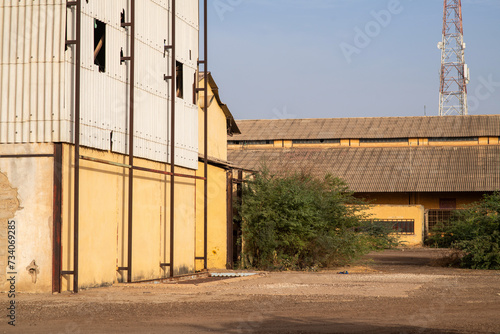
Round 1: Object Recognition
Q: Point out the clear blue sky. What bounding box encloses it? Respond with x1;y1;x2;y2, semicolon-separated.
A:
201;0;500;120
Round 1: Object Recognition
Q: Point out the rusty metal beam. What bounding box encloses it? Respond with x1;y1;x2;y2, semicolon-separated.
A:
73;0;82;294
203;0;208;270
169;0;176;278
226;171;233;269
127;0;136;283
52;144;62;293
79;155;206;180
0;154;53;159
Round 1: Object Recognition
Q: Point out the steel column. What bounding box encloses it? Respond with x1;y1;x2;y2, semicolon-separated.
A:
203;0;208;270
73;0;81;294
52;144;63;293
226;171;233;269
169;0;176;278
127;0;136;283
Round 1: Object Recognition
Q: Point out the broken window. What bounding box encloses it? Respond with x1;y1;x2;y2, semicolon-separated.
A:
94;19;106;72
176;61;184;99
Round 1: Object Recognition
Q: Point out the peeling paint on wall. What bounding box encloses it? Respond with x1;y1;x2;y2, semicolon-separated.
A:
0;171;20;284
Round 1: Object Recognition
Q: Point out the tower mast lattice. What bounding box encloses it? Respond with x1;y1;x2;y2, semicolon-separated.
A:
438;0;469;116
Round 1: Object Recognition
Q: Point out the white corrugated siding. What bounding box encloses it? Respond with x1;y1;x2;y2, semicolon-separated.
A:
0;0;68;143
1;0;199;170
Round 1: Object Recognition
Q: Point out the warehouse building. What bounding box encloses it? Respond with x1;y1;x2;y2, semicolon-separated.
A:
0;0;237;293
228;115;500;245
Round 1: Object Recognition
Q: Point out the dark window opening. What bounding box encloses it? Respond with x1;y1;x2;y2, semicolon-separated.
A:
361;219;415;235
293;139;340;144
360;138;409;143
94;19;106;72
176;61;184;99
244;140;272;145
439;198;456;209
428;137;478;142
228;141;241;145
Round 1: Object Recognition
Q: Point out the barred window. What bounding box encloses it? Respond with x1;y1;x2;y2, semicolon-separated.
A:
362;219;415;235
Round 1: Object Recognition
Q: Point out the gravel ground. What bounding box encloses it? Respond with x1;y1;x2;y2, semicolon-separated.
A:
1;248;500;333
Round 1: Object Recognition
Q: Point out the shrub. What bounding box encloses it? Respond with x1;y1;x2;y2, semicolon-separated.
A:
427;192;500;270
238;169;398;270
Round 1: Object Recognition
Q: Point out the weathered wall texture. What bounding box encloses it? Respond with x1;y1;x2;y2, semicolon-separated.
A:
61;144;196;291
0;143;54;292
198;80;229;161
364;205;425;246
196;163;228;270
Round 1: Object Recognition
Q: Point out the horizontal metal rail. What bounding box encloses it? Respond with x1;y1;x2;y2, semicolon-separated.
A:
0;154;54;159
79;155;206;180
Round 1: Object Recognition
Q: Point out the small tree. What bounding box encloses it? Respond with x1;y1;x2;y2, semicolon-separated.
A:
238;169;398;270
427;192;500;270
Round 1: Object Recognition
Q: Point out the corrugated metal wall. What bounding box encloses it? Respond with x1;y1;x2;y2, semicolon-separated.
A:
0;0;68;143
1;0;199;170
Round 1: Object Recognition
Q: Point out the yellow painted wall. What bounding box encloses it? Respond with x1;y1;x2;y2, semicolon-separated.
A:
61;144;196;291
363;205;425;246
198;81;228;161
195;163;228;270
358;192;485;209
489;137;499;145
229;136;500;150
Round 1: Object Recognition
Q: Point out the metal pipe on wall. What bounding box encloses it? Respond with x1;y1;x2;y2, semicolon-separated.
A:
73;0;82;294
203;0;208;270
169;0;176;278
127;0;136;284
53;145;63;293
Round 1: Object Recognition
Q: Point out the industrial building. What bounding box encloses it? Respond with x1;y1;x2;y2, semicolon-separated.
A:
228;115;500;245
0;1;238;293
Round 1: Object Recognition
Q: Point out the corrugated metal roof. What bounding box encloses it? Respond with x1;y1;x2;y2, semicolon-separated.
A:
230;115;500;141
228;146;500;193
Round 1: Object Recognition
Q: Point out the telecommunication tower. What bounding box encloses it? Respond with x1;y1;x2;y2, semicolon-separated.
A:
437;0;469;116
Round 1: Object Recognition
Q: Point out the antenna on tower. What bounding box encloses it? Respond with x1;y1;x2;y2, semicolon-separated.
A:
437;0;469;116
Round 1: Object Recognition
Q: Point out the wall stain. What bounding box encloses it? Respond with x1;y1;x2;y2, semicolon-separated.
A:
0;171;21;287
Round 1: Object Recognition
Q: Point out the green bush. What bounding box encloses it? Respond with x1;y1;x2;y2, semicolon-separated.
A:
427;192;500;270
238;169;398;270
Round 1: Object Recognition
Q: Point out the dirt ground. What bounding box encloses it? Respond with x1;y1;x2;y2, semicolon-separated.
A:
2;248;500;334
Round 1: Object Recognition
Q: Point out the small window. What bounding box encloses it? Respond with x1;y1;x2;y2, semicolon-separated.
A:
428;137;478;142
362;219;415;235
439;198;456;209
176;61;184;99
292;139;340;144
244;140;272;145
94;19;106;72
360;138;409;143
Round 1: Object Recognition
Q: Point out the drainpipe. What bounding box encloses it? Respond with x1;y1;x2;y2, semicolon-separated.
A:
126;0;136;283
73;0;82;294
170;0;176;278
203;0;208;270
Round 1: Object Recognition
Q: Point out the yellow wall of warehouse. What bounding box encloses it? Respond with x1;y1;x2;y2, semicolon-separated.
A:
0;143;54;293
363;205;425;246
195;163;228;270
61;144;196;291
359;192;485;209
198;81;228;161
